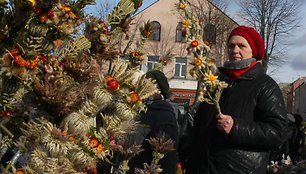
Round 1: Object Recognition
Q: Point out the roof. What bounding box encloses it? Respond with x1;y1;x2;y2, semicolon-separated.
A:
207;0;239;25
135;0;239;26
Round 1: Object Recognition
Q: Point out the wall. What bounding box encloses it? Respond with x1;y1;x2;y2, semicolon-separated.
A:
293;81;306;119
127;0;238;107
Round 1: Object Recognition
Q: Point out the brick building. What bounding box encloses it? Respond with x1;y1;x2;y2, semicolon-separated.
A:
128;0;238;113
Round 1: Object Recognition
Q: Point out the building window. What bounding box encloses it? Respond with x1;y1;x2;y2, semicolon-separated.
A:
174;57;187;78
150;21;161;41
203;23;216;44
176;22;186;42
147;56;159;71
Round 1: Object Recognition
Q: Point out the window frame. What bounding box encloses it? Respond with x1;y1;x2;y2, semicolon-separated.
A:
176;22;187;42
147;56;160;71
203;23;216;44
149;21;161;41
174;57;187;78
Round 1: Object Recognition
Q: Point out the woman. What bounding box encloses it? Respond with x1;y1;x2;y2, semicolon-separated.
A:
184;26;288;174
127;70;178;174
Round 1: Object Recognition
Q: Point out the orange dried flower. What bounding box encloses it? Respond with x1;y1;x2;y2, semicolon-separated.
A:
190;40;199;47
142;29;151;37
40;15;48;23
10;48;19;56
28;57;39;69
89;138;99;148
62;131;67;137
68;11;77;19
53;39;64;48
194;57;203;66
15;168;25;174
97;144;104;154
129;92;140;103
132;51;141;57
69;135;75;141
10;52;40;69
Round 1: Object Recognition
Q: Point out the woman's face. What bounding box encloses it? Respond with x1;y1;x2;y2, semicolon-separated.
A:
227;35;253;61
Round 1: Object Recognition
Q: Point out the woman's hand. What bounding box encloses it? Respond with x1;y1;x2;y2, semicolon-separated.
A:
217;113;234;134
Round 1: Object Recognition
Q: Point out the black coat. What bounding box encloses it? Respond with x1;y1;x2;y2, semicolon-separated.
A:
127;99;178;174
185;63;288;174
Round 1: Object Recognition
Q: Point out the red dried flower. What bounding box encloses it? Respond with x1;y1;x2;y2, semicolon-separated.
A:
89;138;99;148
47;10;55;20
190;40;199;47
107;79;120;91
204;41;210;46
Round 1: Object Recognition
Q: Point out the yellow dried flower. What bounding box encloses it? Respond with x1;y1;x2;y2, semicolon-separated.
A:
64;6;71;12
27;0;36;6
179;3;187;9
207;74;217;81
178;0;228;114
182;19;191;29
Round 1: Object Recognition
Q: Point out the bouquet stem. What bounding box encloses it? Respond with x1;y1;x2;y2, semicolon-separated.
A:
214;101;221;115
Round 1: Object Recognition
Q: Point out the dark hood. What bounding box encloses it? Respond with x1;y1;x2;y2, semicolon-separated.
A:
147;100;175;114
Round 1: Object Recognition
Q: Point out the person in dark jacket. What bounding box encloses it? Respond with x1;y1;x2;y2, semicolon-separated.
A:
127;70;178;174
184;26;288;174
269;113;305;164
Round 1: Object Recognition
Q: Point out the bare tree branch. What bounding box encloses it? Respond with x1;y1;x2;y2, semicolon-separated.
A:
190;0;237;66
148;27;176;66
95;0;118;19
238;0;302;72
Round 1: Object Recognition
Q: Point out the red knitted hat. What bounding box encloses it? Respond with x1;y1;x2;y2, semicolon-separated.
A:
228;26;265;60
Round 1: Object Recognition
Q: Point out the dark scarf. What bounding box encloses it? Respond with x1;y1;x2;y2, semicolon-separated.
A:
144;94;165;105
223;58;257;79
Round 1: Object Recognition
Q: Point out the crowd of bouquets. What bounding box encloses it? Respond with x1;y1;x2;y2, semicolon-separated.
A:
177;0;228;113
0;0;176;173
267;123;306;174
267;155;306;174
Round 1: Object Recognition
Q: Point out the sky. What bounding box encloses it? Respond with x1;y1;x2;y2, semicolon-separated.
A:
88;0;306;83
